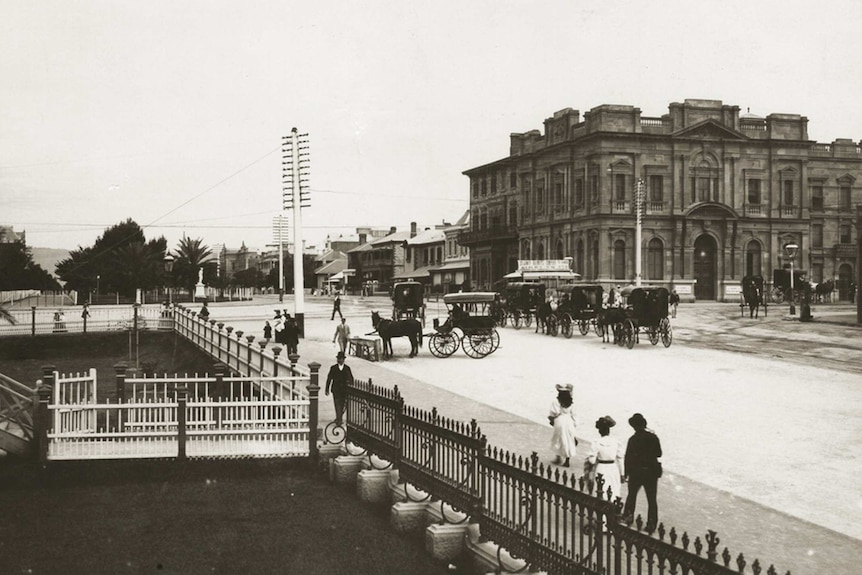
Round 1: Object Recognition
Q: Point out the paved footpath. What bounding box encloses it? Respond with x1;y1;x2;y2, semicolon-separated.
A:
210;296;862;575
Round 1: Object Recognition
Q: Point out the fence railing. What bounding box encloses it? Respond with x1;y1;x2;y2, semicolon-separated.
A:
344;383;789;575
0;304;173;337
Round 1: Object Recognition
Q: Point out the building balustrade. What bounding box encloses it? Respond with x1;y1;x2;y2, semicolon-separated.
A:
612;200;630;213
781;205;797;217
745;205;762;216
740;120;767;132
645;201;666;214
458;225;518;245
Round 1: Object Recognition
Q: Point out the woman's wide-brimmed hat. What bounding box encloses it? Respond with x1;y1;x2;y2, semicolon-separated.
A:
555;383;573;392
596;415;616;428
628;413;648;429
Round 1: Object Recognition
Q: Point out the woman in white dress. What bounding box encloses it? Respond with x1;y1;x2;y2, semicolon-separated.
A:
586;415;624;501
548;383;578;467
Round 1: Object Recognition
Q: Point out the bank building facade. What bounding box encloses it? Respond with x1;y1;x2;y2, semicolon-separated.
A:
460;98;859;301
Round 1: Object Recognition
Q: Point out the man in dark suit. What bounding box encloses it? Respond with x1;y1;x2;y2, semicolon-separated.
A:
325;351;353;426
622;412;663;533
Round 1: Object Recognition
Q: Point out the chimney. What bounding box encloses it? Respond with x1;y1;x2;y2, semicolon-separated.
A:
359;233;367;245
389;226;397;235
410;221;417;238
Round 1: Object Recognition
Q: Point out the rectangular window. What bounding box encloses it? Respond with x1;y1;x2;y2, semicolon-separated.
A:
590;176;599;204
812;224;823;248
472;180;478;198
811;186;824;210
697;177;711;202
840;186;851;209
812;262;823;283
491;175;497;195
649;175;663;202
748;179;761;204
574;179;584;206
510;172;517;188
536;182;544;212
481;179;487;196
614;174;626;201
509;207;517;227
840;224;851;243
783;180;794;205
554;182;563;207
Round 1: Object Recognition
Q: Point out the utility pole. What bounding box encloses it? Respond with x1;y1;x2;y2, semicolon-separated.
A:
282;127;311;335
635;178;645;287
271;214;288;303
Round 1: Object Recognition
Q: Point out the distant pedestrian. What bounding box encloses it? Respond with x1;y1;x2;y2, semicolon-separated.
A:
622;413;663;534
585;416;624;501
331;292;343;320
284;314;299;356
81;303;91;321
53;309;67;333
263;320;272;340
325;351;353;426
199;301;210;321
333;317;351;353
548;383;578;467
669;290;680;318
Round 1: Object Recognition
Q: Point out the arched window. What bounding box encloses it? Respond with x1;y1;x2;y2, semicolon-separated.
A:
647;238;664;280
537;242;546;260
591;238;599;279
745;241;762;277
555;239;564;260
522;239;531;260
613;240;626;280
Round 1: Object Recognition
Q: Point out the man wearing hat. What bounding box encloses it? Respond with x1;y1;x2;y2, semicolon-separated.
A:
325;351;354;426
622;413;663;533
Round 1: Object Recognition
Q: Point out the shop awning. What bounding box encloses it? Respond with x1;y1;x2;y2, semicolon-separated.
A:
503;270;522;279
523;271;580;280
392;266;433;280
327;271;344;282
431;261;470;272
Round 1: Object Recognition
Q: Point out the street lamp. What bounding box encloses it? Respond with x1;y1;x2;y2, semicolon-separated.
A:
784;243;799;315
163;253;175;305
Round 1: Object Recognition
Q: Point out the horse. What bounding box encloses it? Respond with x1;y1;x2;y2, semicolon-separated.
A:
814;279;834;303
370;311;423;358
535;301;554;334
596;307;627;344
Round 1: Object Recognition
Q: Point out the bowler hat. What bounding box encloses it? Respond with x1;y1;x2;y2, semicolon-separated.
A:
628;413;647;429
555;383;573;392
336;351;346;360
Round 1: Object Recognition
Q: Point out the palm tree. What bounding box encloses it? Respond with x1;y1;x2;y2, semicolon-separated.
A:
174;237;217;293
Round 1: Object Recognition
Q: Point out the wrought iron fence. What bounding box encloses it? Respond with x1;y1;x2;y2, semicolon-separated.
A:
344;383;790;575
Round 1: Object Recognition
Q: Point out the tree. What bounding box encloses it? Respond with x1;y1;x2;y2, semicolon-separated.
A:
56;219;167;296
0;240;62;290
231;267;265;288
173;237;217;293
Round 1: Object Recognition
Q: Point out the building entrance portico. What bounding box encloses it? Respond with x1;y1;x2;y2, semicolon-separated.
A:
694;235;717;300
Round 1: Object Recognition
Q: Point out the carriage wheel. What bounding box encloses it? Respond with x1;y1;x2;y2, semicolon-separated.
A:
429;333;459;358
464;331;497;358
524;313;533;328
578;319;590;336
660;318;673;348
648;326;660;346
620;320;636;350
560;314;573;338
512;310;522;330
546;314;558;337
594;320;605;338
771;287;784;304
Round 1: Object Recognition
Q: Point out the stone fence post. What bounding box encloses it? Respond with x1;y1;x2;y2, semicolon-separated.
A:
307;362;321;465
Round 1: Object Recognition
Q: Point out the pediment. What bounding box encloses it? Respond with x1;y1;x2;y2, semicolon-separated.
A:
673;119;747;141
684;202;739;219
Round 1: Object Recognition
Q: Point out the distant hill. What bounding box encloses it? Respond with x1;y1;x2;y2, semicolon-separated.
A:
30;247;69;277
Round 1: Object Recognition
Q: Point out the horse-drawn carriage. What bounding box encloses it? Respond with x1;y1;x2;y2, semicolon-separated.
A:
610;286;673;350
428;292;501;359
391;280;426;326
556;284;605;337
770;269;809;305
740;275;768;318
503;282;546;330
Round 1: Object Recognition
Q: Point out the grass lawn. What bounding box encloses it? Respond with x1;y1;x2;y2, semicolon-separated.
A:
0;459;455;575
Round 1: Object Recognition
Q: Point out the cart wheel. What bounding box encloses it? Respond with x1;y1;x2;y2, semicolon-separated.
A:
561;314;573;338
429;333;459;358
578;319;589;336
546;314;558;336
624;320;636;349
464;331;496;358
512;311;522;330
524;313;533;328
489;329;500;352
660;317;673;348
648;326;660;345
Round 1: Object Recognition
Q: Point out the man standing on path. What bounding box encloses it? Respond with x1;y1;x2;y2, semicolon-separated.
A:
331;292;343;321
333;317;351;354
622;412;662;534
669;290;680;318
325;351;353;426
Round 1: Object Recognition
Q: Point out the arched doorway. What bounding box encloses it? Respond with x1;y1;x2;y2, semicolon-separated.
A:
838;263;853;301
694;235;717;300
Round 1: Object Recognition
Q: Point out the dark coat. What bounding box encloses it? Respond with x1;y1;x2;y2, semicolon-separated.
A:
325;364;353;396
624;429;662;478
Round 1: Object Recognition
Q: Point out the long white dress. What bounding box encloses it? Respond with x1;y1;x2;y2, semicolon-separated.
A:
587;434;624;501
549;400;578;460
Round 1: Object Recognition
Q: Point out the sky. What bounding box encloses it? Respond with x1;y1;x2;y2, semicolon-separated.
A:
3;0;862;255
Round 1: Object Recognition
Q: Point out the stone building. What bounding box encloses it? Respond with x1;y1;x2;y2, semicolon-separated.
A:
461;98;860;300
